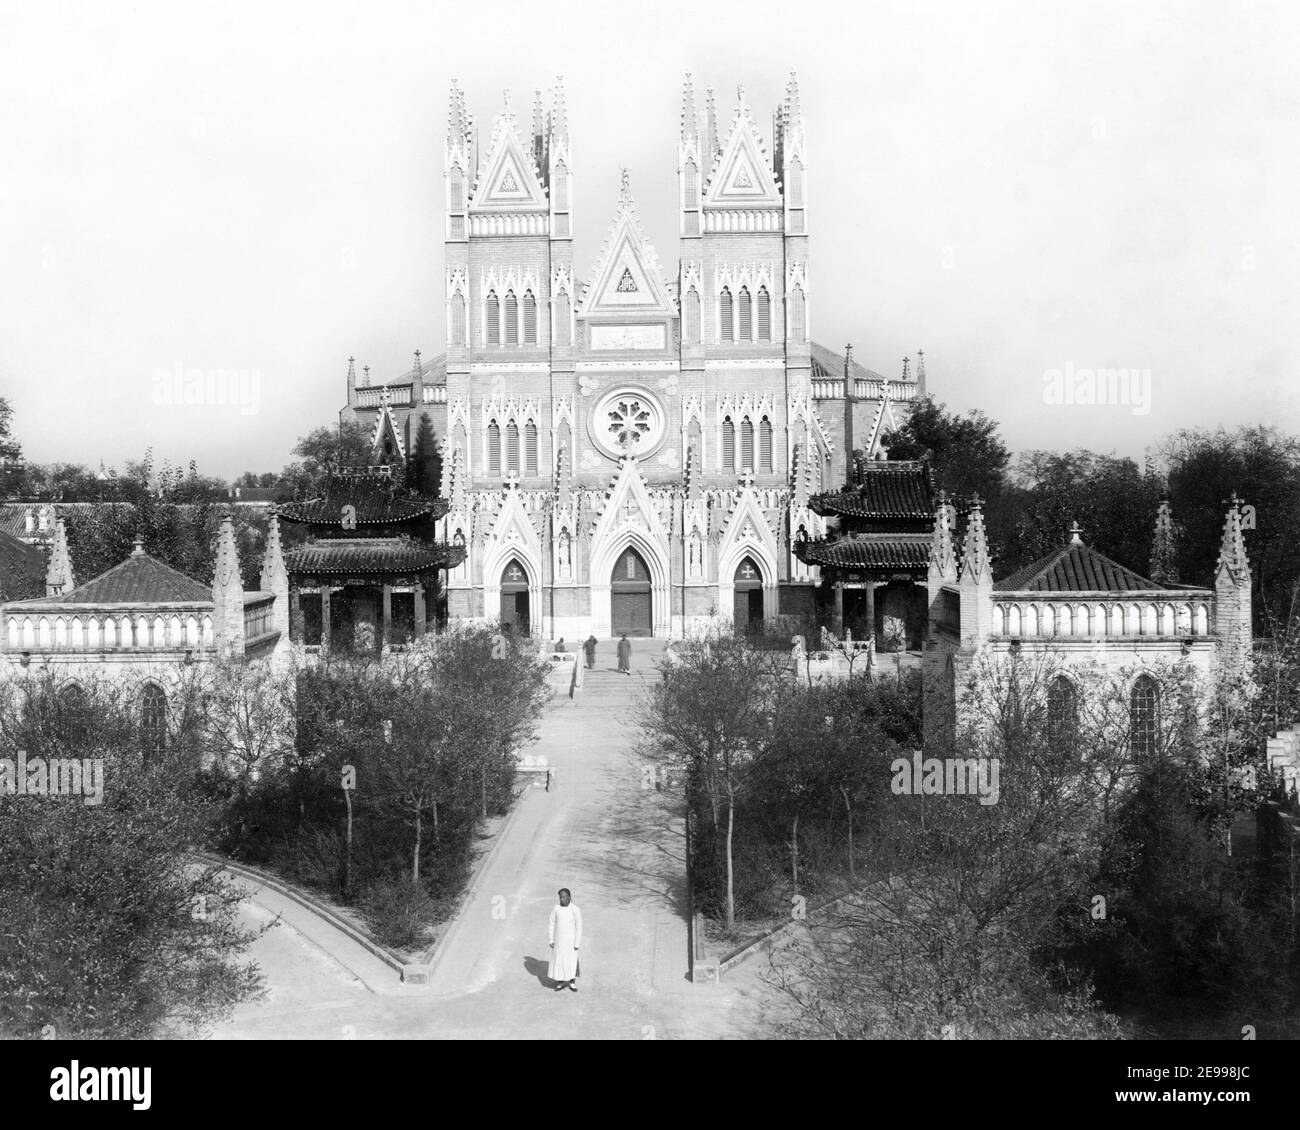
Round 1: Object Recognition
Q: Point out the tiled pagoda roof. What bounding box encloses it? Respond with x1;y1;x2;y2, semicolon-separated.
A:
794;532;932;571
809;461;934;520
285;539;466;575
276;473;448;527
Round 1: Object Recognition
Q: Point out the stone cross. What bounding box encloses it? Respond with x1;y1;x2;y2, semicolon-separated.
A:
739;469;756;488
504;471;520;490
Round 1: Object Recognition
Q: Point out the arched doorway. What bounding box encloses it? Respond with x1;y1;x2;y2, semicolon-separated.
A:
733;556;764;635
611;547;652;637
500;559;530;636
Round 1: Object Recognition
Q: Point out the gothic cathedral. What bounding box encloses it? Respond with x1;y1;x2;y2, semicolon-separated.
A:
341;74;925;638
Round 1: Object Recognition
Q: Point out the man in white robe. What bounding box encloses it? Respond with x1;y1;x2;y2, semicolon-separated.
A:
548;888;582;992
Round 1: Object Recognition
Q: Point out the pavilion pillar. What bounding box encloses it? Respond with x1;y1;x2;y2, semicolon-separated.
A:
413;582;427;637
381;584;392;653
289;587;302;644
865;580;877;647
320;586;332;654
833;579;844;637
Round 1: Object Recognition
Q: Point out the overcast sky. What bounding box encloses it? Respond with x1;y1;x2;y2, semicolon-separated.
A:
1;0;1296;480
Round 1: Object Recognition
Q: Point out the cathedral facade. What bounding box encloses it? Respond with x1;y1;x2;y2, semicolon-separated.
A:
342;75;925;639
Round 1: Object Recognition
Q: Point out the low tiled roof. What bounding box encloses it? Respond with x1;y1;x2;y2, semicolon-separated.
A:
276;474;447;527
810;461;934;520
15;550;211;606
809;342;887;384
0;502;135;542
0;529;44;571
285;539;466;575
995;542;1170;593
795;532;932;571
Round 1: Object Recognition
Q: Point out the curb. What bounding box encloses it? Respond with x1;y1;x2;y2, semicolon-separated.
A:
713;889;871;978
200;853;407;980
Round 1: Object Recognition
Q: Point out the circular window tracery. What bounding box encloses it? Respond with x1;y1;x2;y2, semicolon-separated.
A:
589;386;666;460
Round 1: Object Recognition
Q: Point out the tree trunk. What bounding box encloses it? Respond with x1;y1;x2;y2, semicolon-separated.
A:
791;810;800;895
343;785;353;897
481;764;488;821
413;807;422;886
841;786;855;881
725;800;736;930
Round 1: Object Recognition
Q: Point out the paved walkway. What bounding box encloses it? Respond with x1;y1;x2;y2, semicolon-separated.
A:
206;639;780;1040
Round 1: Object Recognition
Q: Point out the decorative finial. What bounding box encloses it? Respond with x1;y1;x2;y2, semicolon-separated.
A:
414;349;422;374
131;534;145;557
1069;521;1083;545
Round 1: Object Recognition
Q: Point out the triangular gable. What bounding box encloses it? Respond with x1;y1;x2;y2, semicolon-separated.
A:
484;488;545;581
578;177;676;316
704;109;782;207
591;458;671;561
370;405;407;463
470;113;547;212
862;397;902;460
717;486;779;581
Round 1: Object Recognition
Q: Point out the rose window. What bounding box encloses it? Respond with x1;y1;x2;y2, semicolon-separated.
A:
607;399;652;448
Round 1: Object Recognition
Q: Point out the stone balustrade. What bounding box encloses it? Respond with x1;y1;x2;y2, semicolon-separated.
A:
991;596;1213;640
810;379;918;402
4;609;214;653
356;384;414;408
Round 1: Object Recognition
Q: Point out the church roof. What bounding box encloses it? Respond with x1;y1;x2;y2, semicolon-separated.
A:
995;542;1172;593
809;342;887;384
276;474;447;527
795;532;932;571
809;461;934;520
14;545;212;606
285;539;466;575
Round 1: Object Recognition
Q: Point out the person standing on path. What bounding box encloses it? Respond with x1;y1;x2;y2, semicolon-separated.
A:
583;635;598;669
617;633;632;675
548;888;582;992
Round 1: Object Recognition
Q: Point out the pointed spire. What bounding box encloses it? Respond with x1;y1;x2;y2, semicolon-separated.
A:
706;86;720;159
213;513;245;659
550;75;568;144
45;518;74;597
533;89;544;142
916;348;926;391
959;495;991;585
786;71;803;125
346;356;356;390
214;512;240;590
260;511;288;593
928;491;957;582
360;364;370;388
1149;498;1178;584
1215;495;1250;586
413;349;422;377
681;73;699;142
901;356;910;381
447;79;467;146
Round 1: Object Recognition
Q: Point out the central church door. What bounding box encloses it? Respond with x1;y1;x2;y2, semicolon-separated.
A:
611;547;652;637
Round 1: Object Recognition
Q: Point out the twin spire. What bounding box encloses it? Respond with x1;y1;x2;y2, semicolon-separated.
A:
679;71;804;181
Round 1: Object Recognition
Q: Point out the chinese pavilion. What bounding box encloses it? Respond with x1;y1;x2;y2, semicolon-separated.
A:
793;460;936;648
276;468;466;656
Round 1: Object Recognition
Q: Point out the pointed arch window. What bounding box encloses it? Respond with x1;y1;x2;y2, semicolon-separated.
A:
523;290;537;344
737;287;753;341
722;416;736;471
740;417;755;472
554;163;568;210
486;291;500;346
757;287;771;341
450;293;466;347
719;287;734;343
506;421;520;474
684;161;699;207
487;420;501;476
525;421;538;477
1047;676;1079;757
759;416;773;473
788;286;806;342
1130;674;1160;759
553;291;571;347
141;683;167;765
504;291;518;346
684;287;700;344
